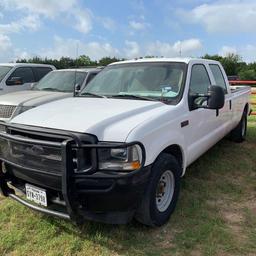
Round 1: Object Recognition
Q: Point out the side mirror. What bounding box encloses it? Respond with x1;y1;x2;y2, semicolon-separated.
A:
207;86;225;110
74;83;81;96
191;85;225;110
6;77;24;86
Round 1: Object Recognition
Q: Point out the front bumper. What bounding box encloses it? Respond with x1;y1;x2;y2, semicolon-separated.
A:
0;124;150;224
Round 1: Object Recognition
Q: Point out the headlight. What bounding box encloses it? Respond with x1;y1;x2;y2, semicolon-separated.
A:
98;144;143;171
0;122;6;133
12;106;34;118
19;106;34;114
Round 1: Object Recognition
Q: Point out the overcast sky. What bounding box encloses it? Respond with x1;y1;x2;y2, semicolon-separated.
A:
0;0;255;62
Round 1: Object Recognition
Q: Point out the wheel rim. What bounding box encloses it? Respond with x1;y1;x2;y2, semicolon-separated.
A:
156;170;175;212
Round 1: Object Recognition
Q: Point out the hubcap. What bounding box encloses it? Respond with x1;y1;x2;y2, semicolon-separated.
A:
156;170;175;212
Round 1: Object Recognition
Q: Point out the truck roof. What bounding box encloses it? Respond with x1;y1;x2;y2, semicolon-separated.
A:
0;63;55;68
109;57;220;65
56;68;101;72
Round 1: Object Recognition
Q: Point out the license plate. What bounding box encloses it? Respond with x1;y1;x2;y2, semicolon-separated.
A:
25;184;47;207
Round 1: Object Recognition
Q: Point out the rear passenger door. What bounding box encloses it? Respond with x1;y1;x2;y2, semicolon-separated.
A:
5;67;35;93
209;64;233;133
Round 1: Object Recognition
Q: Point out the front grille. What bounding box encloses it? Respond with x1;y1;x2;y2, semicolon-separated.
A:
0;126;95;175
0;137;62;174
0;105;16;118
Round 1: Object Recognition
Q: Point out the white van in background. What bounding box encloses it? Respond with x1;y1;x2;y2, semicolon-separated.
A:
0;63;55;94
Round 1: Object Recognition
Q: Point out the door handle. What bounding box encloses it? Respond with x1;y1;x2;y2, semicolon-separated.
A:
181;120;189;128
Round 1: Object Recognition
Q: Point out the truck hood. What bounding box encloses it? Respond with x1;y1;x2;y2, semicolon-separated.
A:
11;97;166;141
0;90;69;107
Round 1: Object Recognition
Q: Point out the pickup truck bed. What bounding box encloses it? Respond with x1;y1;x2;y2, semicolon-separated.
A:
230;85;251;93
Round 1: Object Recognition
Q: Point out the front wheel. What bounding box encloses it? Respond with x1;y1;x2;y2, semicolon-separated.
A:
135;153;181;227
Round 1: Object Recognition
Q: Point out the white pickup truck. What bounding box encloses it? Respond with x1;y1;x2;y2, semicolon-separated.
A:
0;68;101;122
0;58;250;227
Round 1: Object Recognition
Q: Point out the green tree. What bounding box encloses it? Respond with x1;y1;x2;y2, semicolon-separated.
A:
75;55;92;67
238;69;256;80
202;54;223;62
220;53;241;75
15;54;256;81
98;57;122;66
202;53;242;76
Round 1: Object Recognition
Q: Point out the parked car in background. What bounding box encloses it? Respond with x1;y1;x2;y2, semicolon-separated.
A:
0;58;250;226
227;75;240;81
0;68;101;122
0;63;55;94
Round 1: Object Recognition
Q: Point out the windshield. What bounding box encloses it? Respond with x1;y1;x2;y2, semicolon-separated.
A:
80;62;187;103
34;71;87;92
0;66;12;82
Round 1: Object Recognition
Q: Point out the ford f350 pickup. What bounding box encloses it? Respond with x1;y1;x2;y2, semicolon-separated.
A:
0;58;251;226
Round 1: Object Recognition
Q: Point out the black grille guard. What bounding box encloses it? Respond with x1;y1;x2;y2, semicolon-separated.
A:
0;123;146;222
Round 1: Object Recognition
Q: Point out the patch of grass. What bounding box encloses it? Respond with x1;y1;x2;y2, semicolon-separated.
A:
0;122;256;256
250;93;256;118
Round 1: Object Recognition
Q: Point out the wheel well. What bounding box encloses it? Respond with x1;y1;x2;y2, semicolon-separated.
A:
244;103;249;115
162;145;183;169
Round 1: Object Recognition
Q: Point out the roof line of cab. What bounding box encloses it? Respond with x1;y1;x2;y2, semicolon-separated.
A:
109;57;220;66
0;63;56;68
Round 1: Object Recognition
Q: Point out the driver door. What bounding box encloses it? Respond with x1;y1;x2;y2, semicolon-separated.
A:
185;63;223;165
5;67;35;93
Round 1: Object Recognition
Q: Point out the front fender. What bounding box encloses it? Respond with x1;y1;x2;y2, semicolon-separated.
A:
126;123;187;176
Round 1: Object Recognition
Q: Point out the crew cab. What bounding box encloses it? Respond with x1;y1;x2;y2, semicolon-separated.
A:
0;58;250;226
0;68;101;122
0;63;55;94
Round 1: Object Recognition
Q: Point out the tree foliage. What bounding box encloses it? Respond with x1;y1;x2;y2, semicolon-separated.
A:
202;53;256;81
238;69;256;80
16;55;123;69
17;53;256;81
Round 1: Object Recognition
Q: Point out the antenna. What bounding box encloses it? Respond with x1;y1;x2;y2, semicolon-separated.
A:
179;41;182;57
73;42;79;97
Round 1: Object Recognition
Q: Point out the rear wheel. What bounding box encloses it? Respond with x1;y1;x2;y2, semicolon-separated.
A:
230;109;247;143
135;153;181;227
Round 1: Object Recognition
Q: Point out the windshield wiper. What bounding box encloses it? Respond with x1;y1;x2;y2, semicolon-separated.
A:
79;92;107;98
109;94;156;101
40;88;62;92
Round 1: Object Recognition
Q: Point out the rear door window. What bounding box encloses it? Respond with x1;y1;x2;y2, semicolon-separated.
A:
7;67;35;85
33;67;53;82
209;64;227;93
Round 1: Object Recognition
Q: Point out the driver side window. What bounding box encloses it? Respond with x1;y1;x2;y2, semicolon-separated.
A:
7;67;35;85
189;64;211;95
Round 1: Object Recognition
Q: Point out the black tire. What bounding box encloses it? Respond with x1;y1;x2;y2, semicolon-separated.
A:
135;153;181;227
230;109;247;143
